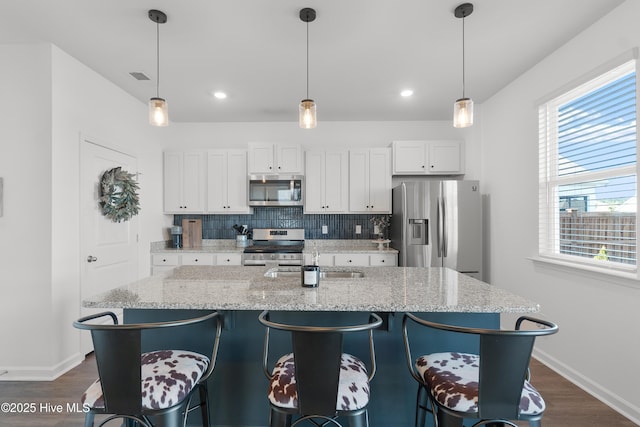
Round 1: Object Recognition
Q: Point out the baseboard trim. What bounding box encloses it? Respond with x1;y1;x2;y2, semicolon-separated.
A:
0;353;84;381
533;348;640;425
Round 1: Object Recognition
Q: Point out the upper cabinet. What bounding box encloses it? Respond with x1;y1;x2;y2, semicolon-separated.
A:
248;142;303;174
305;150;349;214
163;151;205;213
349;148;392;213
392;140;464;175
207;149;251;214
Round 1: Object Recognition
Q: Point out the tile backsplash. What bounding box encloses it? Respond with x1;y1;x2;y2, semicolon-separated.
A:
174;207;389;240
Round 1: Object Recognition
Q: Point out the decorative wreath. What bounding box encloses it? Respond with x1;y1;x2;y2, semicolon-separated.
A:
99;167;140;223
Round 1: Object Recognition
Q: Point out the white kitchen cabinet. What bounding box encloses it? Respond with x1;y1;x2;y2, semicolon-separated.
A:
181;253;214;265
248;142;303;174
304;150;349;213
215;253;242;265
349;148;392;213
392;140;464;175
207;149;251;214
303;253;335;266
163;151;206;213
334;253;370;267
152;254;180;275
369;253;397;266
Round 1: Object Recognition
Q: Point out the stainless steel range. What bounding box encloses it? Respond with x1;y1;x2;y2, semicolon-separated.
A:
242;228;304;266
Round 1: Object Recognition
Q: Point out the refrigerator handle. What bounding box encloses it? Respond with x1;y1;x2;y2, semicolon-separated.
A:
442;196;448;258
401;183;408;266
436;196;442;258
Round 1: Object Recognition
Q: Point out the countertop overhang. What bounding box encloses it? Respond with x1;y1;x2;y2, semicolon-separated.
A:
83;266;539;313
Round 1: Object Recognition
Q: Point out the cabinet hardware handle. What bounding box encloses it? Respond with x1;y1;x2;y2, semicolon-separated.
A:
381;259;385;262
195;259;199;262
87;256;98;263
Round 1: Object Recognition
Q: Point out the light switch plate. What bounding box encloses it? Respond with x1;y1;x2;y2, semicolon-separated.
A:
355;225;362;234
322;225;328;234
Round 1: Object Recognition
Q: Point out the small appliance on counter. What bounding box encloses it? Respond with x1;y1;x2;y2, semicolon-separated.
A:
170;226;182;249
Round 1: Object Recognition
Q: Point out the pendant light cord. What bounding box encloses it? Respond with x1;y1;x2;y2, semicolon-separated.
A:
156;21;160;98
461;15;466;99
306;19;310;99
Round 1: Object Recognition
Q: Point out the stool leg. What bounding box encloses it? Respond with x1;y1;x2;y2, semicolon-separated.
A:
348;410;369;427
269;408;292;427
83;412;94;427
416;384;428;427
198;383;210;426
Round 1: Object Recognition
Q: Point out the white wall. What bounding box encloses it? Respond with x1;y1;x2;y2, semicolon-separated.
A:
0;44;167;379
0;44;54;374
481;0;640;422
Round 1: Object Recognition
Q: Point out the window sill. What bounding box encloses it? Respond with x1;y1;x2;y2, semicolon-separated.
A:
528;255;640;289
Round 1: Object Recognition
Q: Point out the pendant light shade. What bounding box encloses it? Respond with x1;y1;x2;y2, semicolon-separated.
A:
299;99;317;129
149;97;169;126
149;9;168;127
453;3;473;128
453;97;473;128
299;8;317;129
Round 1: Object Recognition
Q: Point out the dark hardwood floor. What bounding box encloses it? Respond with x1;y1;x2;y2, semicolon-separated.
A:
0;356;636;426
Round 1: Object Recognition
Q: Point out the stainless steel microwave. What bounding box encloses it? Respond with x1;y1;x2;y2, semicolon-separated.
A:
248;175;304;206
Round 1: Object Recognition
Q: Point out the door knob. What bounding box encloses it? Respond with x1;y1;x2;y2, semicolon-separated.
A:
87;256;98;263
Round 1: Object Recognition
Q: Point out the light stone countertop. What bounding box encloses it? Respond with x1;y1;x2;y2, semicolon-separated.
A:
83;265;538;313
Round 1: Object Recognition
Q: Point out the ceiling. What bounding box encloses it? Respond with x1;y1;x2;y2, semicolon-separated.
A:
0;0;625;124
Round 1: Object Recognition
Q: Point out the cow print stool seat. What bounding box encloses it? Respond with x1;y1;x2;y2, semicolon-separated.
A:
416;352;546;416
259;311;383;427
267;352;371;411
402;314;558;427
82;350;210;411
73;311;222;427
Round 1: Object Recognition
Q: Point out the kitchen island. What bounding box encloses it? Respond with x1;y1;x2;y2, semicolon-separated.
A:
83;265;539;427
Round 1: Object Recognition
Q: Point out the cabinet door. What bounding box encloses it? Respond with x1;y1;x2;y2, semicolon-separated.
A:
225;150;250;213
276;144;303;174
304;151;326;213
216;253;242;265
163;152;184;212
207;150;228;212
248;142;275;173
392;141;427;174
181;253;214;265
348;149;370;213
369;253;397;266
181;152;205;212
323;151;349;213
427;140;464;174
368;148;392;213
163;151;205;213
334;253;369;267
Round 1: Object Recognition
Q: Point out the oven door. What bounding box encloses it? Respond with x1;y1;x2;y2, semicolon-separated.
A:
248;175;303;206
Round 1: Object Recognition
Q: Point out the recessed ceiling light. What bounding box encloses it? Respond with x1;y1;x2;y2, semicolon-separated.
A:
213;91;227;99
400;89;414;97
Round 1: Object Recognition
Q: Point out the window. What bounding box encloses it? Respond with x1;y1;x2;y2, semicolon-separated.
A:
538;58;637;271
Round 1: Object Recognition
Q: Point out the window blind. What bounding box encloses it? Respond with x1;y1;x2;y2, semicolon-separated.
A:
539;59;637;269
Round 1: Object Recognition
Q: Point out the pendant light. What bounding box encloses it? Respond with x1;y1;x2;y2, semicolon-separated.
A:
148;9;168;127
453;3;474;128
299;8;317;129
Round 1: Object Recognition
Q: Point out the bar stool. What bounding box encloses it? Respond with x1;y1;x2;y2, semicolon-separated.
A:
258;310;383;427
402;313;558;427
73;311;222;427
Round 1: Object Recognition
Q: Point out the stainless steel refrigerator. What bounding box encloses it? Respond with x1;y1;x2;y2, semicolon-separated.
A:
391;180;482;279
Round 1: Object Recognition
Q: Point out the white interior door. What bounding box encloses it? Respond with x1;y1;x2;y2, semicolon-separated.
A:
80;139;139;355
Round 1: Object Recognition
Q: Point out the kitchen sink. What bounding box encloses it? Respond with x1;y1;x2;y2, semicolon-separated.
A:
264;268;364;279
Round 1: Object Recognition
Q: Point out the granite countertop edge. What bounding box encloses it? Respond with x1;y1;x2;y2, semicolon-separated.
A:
84;265;539;314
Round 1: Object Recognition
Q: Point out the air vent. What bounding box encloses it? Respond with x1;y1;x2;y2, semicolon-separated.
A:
129;72;150;81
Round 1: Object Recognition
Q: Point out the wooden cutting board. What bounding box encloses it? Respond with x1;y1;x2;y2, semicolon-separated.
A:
182;219;202;249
